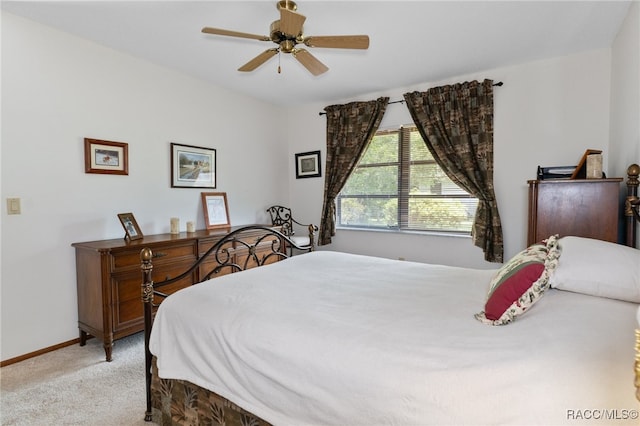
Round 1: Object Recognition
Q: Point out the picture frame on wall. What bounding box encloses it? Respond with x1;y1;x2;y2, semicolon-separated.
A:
117;212;143;241
201;192;230;230
171;143;216;188
84;138;129;175
295;150;322;179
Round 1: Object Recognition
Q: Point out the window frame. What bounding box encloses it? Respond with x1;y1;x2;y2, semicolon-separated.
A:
336;125;477;234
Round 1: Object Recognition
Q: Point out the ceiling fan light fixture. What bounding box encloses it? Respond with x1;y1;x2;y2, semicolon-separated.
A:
281;39;296;53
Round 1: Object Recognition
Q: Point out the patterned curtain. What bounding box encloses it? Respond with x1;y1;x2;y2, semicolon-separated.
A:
403;80;504;262
318;97;389;245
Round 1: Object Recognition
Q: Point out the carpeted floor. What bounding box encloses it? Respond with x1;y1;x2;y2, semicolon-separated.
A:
0;332;154;425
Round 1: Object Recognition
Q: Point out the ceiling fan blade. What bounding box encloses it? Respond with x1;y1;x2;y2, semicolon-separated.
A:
202;27;270;42
280;8;306;36
293;49;329;76
304;35;370;49
238;49;279;72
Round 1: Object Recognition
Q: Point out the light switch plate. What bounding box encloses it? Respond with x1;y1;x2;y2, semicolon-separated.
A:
7;198;21;215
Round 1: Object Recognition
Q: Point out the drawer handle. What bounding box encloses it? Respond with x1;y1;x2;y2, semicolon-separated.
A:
153;252;167;259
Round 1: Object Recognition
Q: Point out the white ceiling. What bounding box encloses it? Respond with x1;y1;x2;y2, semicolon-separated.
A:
2;0;632;107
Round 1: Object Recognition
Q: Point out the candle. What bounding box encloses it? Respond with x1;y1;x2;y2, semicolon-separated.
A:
170;217;180;234
186;221;195;233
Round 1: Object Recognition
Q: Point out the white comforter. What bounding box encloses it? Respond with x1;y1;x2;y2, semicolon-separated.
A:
150;251;639;425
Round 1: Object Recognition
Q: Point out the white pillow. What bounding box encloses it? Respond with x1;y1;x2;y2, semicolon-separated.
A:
549;236;640;303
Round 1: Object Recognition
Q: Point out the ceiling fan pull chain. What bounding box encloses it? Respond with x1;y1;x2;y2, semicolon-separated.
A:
278;51;282;74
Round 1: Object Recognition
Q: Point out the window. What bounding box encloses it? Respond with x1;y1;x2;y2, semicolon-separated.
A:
337;126;478;233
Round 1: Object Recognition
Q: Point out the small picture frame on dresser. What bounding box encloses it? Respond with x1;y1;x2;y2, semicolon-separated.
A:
118;213;143;241
201;192;230;230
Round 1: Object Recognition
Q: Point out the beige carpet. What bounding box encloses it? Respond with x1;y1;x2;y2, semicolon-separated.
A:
1;332;154;425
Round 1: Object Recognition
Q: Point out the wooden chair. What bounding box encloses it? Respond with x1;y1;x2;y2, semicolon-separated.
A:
266;205;318;254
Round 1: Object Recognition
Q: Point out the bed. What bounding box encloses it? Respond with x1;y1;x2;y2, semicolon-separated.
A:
142;164;640;425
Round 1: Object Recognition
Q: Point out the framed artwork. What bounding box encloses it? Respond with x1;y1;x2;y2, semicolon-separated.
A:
84;138;128;175
171;143;216;188
117;212;143;241
295;150;322;179
201;192;230;230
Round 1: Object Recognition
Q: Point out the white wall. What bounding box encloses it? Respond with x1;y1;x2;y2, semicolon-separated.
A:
610;0;640;175
610;0;640;243
609;2;640;177
1;13;287;361
288;49;614;269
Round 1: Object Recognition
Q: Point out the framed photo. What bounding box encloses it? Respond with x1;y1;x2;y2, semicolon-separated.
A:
117;213;143;241
84;138;128;175
201;192;230;230
295;150;322;179
171;143;216;188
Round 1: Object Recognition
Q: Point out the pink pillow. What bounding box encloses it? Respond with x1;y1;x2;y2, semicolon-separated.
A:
484;262;545;320
475;235;561;325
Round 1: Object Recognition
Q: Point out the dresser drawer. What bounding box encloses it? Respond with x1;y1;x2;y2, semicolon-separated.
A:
198;232;281;278
197;227;280;256
113;241;197;270
198;239;234;258
199;258;234;281
235;243;281;269
113;264;195;327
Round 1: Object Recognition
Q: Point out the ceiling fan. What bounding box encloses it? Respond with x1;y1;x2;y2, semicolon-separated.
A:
201;0;369;76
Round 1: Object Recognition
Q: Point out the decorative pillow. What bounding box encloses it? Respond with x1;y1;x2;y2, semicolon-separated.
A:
475;235;561;325
549;236;640;303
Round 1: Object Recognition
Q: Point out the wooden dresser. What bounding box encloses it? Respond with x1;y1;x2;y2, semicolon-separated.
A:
527;178;623;246
72;225;277;361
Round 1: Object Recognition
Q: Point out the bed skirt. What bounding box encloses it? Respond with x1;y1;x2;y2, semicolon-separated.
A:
151;357;272;426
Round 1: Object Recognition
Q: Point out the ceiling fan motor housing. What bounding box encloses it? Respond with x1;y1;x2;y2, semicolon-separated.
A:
270;21;301;53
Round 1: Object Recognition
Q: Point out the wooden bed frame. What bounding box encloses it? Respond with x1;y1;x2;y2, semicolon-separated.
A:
141;165;640;424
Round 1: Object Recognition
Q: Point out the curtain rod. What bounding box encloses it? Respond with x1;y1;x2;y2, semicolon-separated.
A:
318;81;503;116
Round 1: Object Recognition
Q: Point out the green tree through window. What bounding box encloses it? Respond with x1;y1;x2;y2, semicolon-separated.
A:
337;126;478;233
